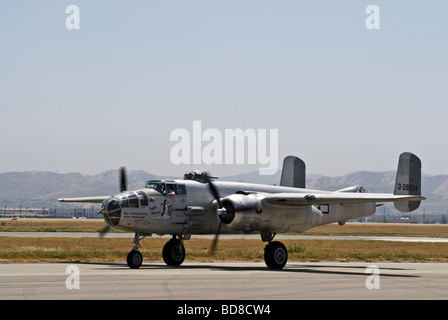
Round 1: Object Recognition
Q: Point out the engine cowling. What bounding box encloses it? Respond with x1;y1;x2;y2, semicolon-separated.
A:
217;192;325;233
219;193;263;233
336;185;367;193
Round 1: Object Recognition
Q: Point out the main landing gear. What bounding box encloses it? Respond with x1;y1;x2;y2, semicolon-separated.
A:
126;232;288;270
126;233;186;269
162;236;186;266
262;232;288;270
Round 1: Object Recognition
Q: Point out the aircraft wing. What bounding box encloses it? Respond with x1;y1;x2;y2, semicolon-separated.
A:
58;196;109;203
261;192;426;207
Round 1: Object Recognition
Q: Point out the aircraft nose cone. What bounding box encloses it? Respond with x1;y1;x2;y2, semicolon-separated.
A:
100;197;122;227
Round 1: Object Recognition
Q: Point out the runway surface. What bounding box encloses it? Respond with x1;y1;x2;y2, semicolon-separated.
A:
1;261;447;300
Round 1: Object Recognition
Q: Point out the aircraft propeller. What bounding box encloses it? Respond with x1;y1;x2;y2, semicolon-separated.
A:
203;172;226;254
99;224;110;238
120;166;127;193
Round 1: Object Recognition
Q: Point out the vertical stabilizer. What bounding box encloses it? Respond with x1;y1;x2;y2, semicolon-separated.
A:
280;156;306;188
394;152;422;212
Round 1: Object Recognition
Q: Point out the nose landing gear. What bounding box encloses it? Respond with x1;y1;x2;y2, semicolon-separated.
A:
126;233;147;269
127;250;143;269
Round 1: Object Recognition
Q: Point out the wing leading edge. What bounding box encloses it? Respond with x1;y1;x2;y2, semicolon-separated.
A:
58;196;109;203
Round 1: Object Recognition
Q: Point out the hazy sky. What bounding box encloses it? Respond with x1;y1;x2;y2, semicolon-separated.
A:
1;1;447;178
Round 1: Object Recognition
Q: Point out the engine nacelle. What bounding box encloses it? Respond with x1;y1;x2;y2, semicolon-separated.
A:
218;192;323;233
336;185;367;193
219;193;263;233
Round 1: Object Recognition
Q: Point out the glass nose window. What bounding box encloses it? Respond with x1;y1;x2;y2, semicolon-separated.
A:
107;199;120;213
128;192;139;208
137;191;148;206
103;198;121;227
116;192;141;208
119;196;129;208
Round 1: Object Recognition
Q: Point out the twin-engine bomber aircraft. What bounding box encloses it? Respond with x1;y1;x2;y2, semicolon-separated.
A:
59;152;425;270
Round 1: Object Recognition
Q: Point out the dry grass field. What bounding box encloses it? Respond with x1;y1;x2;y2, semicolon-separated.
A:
0;219;112;233
2;219;448;237
1;219;448;263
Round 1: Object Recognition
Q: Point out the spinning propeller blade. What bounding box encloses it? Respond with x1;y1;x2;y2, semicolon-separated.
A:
203;172;225;255
209;222;222;255
120;167;127;192
98;224;110;238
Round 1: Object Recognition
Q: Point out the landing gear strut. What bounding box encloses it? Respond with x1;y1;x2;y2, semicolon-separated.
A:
126;232;147;269
261;232;288;270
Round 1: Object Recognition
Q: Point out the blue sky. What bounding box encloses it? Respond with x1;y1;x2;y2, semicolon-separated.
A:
0;1;447;177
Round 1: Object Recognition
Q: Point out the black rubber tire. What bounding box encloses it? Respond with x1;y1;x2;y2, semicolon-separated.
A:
264;241;288;270
162;239;186;266
127;250;143;269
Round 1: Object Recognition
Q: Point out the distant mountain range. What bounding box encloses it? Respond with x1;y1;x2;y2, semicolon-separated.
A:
1;170;447;214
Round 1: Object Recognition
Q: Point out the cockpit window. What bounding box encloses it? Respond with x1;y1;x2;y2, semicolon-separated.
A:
166;184;175;195
144;181;186;196
136;191;148;206
177;184;186;195
144;182;165;194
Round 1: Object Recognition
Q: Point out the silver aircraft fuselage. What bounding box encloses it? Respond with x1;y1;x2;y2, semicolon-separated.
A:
102;179;375;235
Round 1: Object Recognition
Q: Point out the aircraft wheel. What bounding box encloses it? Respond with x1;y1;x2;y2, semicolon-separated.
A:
264;241;288;270
127;250;143;269
163;238;185;266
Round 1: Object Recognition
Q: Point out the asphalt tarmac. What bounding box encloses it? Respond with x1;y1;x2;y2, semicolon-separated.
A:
1;261;447;300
